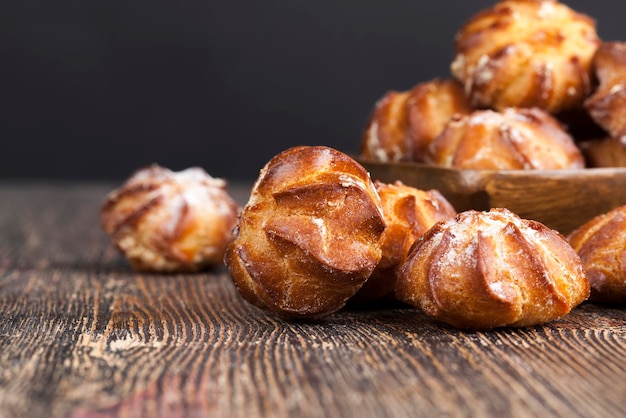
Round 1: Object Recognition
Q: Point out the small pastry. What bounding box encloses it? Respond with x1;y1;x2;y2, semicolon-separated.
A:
407;79;472;162
101;165;239;272
580;137;626;168
353;181;456;302
568;205;626;304
585;42;626;139
360;90;412;162
360;79;472;163
224;146;386;318
424;107;585;170
451;0;599;113
397;208;590;330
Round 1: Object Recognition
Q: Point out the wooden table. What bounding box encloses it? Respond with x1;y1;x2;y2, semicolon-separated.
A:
1;182;625;418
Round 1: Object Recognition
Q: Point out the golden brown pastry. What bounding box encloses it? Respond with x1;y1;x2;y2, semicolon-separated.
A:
407;79;472;162
580;137;626;168
568;205;626;304
101;165;239;272
224;146;386;318
360;90;412;162
396;208;590;330
585;42;626;139
360;79;472;163
424;107;585;170
353;181;457;302
451;0;599;114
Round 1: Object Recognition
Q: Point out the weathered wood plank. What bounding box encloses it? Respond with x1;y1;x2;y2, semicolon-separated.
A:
0;183;625;417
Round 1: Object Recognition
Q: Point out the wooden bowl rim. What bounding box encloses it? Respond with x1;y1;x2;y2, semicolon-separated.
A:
358;158;626;178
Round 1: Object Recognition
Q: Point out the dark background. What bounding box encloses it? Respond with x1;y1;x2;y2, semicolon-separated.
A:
2;1;624;181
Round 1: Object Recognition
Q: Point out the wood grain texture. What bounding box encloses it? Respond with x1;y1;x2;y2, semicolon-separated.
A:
0;182;625;418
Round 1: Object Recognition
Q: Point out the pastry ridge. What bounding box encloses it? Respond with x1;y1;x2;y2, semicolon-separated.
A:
397;208;589;330
224;146;386;318
451;0;599;113
101;165;239;272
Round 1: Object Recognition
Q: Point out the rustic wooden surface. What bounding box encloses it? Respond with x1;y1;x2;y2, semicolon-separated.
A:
1;182;625;418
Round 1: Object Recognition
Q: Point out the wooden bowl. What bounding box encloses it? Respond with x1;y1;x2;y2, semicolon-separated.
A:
360;159;626;235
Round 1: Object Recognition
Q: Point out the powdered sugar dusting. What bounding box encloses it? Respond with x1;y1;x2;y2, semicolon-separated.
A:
431;212;513;270
468;110;502;127
489;281;508;299
451;54;466;78
177;167;225;188
433;211;522;267
540;62;554;100
311;217;328;253
537;2;556;18
338;174;361;189
474;54;494;86
365;121;386;160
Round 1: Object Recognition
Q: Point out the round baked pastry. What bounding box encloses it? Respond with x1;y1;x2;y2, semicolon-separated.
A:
101;165;239;272
407;79;472;162
424;107;585;170
580;137;626;168
585;42;626;139
396;208;590;330
360;90;412;162
451;0;599;113
224;146;386;318
568;205;626;304
360;79;472;163
353;181;457;302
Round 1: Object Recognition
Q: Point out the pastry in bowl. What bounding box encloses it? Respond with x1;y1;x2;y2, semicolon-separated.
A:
568;205;626;304
406;79;472;162
224;146;386;318
580;136;626;168
424;107;585;170
360;79;471;163
360;90;413;162
101;165;239;272
396;208;590;330
585;42;626;139
451;0;599;113
353;181;457;302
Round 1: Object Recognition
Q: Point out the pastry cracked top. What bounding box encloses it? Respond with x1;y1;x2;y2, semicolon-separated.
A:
224;146;386;318
397;208;590;330
101;165;239;272
451;0;599;113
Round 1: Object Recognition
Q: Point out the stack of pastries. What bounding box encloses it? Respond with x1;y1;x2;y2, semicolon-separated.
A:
224;1;626;327
103;1;624;330
224;146;593;329
360;0;626;169
224;146;461;318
